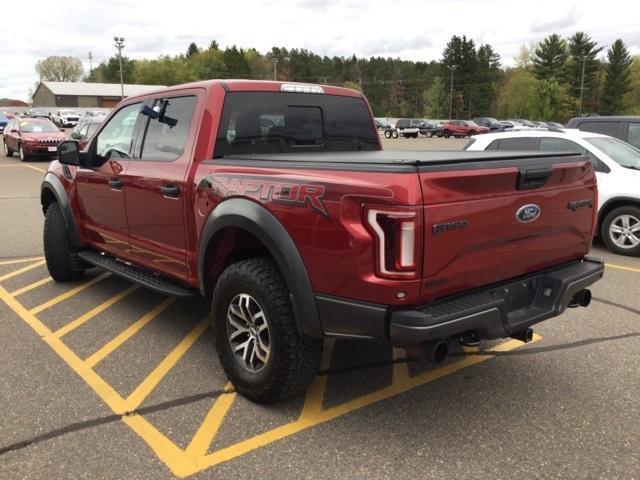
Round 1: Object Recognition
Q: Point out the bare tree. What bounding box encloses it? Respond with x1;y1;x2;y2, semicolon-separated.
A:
35;56;84;82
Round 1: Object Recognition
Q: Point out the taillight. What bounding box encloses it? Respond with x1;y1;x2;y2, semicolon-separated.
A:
366;207;419;279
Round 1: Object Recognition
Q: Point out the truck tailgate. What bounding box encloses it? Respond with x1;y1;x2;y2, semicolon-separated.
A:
419;157;596;301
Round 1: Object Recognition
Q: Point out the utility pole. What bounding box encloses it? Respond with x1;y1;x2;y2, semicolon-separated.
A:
114;37;125;99
88;51;93;76
448;65;454;119
578;56;587;117
272;58;278;81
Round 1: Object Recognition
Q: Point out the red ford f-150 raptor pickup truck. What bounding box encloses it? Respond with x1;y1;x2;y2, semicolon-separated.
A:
42;80;604;403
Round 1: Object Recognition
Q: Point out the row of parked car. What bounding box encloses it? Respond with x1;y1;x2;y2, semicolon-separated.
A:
376;117;566;139
1;110;106;161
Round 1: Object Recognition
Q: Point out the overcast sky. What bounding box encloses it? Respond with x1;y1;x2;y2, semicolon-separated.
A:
1;0;639;101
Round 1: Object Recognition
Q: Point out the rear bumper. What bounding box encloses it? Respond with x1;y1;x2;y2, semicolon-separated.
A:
316;257;604;344
389;257;604;345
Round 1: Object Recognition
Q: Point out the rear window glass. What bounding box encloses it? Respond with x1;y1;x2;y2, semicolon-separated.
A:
214;92;378;157
491;137;536;150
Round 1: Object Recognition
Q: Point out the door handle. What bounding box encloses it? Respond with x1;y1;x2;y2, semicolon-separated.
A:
108;178;123;190
161;184;181;198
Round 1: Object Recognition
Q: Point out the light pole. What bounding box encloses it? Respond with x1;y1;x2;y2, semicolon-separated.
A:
88;51;93;76
272;57;278;80
578;56;587;116
447;65;455;119
114;37;125;99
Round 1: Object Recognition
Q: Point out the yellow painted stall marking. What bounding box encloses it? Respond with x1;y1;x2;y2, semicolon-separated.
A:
85;297;175;368
29;272;111;315
0;260;45;282
10;276;53;296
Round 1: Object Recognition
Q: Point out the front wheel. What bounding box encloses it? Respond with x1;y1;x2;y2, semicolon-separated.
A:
43;202;86;281
601;206;640;256
392;130;398;138
443;130;451;138
19;144;29;162
212;258;322;403
384;130;392;139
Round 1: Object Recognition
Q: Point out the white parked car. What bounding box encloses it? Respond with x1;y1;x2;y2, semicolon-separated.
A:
466;129;640;256
52;109;81;128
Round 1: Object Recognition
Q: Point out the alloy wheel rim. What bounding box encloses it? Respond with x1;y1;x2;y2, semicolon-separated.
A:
609;214;640;249
226;293;271;372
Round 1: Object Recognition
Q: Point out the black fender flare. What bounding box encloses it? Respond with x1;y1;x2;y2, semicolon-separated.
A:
41;172;82;248
198;198;322;338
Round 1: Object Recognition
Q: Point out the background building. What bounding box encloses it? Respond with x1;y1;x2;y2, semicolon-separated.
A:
32;82;164;108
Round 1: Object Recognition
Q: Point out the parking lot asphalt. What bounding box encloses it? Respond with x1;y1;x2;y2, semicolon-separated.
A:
0;136;639;479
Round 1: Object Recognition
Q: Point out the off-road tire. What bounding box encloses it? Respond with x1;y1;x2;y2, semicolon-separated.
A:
43;202;86;281
601;206;640;256
212;258;322;403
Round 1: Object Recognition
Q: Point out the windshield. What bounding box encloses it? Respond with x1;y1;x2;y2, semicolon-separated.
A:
586;137;640;170
61;110;77;115
20;120;59;133
30;109;48;116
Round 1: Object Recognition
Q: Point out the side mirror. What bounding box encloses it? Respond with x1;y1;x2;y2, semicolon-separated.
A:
58;140;81;166
70;132;81;139
11;128;18;134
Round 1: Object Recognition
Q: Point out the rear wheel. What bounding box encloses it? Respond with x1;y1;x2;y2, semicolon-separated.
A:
3;140;13;157
384;130;392;139
468;130;476;137
212;258;322;403
43;202;86;281
601;206;640;256
392;130;398;138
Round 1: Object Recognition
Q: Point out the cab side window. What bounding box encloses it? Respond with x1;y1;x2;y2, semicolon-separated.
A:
138;96;196;162
627;122;640;150
95;103;141;160
539;137;609;173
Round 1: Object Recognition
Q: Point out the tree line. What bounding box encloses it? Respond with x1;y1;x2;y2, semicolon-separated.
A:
35;35;639;121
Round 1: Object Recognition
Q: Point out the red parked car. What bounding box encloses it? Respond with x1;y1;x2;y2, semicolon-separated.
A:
3;118;66;161
440;120;489;138
43;80;603;402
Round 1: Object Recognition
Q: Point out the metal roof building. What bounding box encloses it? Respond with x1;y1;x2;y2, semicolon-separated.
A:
32;81;164;108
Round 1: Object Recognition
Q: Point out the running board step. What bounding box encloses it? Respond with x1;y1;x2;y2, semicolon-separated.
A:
77;251;197;298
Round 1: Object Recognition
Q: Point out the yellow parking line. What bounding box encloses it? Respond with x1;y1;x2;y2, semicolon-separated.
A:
84;297;175;368
0;260;46;282
0;256;44;266
605;263;640;274
185;382;236;457
21;164;47;173
0;284;129;414
299;339;335;419
54;284;140;338
29;272;111;315
391;346;411;386
10;276;53;296
125;318;209;410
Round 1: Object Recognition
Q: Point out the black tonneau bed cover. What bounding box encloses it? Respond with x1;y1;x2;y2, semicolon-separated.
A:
222;150;582;167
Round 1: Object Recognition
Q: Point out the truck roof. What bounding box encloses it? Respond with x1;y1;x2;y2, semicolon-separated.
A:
123;79;364;101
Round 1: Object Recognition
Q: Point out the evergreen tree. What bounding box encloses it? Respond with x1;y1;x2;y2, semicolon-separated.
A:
209;40;219;51
222;46;251;77
601;39;632;115
475;44;501;116
441;35;477;117
186;42;200;58
568;32;602;113
532;34;569;81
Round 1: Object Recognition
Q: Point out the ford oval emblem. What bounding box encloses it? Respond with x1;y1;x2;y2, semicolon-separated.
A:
516;204;541;223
